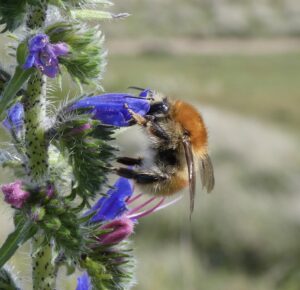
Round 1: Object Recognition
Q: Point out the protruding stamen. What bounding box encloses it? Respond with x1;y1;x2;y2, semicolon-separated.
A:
126;193;143;205
127;196;157;215
128;197;165;220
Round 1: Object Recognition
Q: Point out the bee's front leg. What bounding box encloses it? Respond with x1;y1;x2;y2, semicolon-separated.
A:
125;104;169;141
117;156;143;166
125;104;148;125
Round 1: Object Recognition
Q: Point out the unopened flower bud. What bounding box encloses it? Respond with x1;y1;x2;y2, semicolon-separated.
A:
31;206;46;221
98;216;134;245
70;123;92;135
46;184;55;198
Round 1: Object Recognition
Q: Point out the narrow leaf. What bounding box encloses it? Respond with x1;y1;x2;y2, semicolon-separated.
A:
70;9;115;20
0;219;37;268
0;66;33;121
86;0;114;5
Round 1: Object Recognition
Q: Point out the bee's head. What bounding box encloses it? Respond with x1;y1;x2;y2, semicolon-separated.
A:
148;92;169;116
129;86;170;116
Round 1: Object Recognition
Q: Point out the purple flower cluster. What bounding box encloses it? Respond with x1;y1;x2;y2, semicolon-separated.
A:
76;176;180;289
24;34;69;78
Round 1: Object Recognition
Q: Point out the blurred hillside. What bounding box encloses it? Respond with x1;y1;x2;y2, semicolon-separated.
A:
105;0;300;38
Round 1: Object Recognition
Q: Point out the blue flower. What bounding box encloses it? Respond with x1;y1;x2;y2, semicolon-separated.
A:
2;102;24;135
76;272;92;290
87;177;134;223
71;92;150;127
24;33;69;78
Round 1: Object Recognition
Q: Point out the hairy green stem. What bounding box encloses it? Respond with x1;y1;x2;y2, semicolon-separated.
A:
24;72;48;182
26;0;48;30
24;2;57;289
32;235;56;290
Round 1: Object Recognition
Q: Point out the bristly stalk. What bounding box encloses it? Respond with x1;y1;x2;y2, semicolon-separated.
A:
31;235;56;290
26;0;47;30
24;72;48;182
24;1;56;289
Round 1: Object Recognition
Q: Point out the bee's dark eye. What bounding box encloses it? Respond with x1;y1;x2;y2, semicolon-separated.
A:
149;102;169;115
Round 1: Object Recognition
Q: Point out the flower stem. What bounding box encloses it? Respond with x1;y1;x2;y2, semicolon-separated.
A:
32;235;56;290
24;72;48;182
24;2;57;289
26;0;47;30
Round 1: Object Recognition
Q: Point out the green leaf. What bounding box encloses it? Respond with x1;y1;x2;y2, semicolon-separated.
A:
16;42;28;65
87;0;113;5
0;66;34;121
0;218;37;268
70;9;127;20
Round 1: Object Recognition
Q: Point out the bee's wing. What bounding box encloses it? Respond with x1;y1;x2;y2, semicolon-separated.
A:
200;154;215;193
182;136;196;217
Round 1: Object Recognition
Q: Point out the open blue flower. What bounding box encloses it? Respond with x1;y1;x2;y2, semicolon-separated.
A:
2;102;24;135
24;33;69;78
76;272;92;290
87;177;134;223
70;91;150;127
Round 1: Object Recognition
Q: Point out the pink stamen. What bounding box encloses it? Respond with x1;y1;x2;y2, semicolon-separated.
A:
153;195;183;212
126;193;143;205
127;196;157;215
128;197;165;220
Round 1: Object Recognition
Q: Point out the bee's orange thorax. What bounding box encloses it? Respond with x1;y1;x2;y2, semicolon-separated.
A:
171;100;208;155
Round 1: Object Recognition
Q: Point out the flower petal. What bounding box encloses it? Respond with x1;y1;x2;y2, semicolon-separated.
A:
51;43;69;56
2;102;24;134
23;53;35;69
88;177;134;223
42;61;60;78
28;34;49;52
1;180;30;209
71;93;150;127
76;272;92;290
98;216;134;245
139;88;151;97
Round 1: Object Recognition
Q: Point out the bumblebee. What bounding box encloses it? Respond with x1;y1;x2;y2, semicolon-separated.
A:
115;89;215;215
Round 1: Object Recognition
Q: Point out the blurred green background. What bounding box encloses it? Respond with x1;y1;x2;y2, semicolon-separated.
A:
1;0;300;289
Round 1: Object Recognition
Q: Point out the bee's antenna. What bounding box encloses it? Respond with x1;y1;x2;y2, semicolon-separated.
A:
128;86;146;91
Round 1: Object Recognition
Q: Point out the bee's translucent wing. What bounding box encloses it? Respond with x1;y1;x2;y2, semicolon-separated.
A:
182;136;196;217
200;154;215;193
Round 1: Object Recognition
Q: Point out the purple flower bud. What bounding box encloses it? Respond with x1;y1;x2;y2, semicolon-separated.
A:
46;184;55;198
69;123;92;135
1;180;30;208
98;216;134;245
76;271;92;290
24;33;69;78
2;102;24;135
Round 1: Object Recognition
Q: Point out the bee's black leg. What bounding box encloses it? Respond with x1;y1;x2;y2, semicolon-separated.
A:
125;105;170;141
117;156;143;166
115;167;167;184
146;121;170;141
